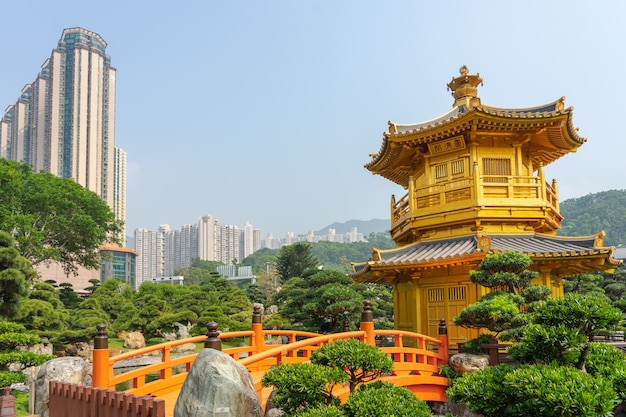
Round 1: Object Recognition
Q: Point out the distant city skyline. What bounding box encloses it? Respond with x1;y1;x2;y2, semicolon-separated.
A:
132;215;366;285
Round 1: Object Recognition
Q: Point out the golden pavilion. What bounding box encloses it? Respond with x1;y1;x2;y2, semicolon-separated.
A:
352;66;620;347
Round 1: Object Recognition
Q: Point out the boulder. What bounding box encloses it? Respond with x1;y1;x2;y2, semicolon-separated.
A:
174;348;263;417
172;343;197;354
34;357;91;417
64;342;92;360
449;353;490;375
163;322;192;341
123;331;146;349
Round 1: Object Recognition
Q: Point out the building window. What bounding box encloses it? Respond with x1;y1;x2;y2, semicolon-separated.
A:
428;288;445;302
434;163;448;181
483;158;510;183
448;286;467;301
451;158;464;176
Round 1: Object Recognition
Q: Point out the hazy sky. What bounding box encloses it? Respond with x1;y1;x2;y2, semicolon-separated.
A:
1;1;625;238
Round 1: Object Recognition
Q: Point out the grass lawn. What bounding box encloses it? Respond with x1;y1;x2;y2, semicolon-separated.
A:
14;390;29;417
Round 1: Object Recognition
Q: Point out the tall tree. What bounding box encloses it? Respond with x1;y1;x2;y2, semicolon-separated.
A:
0;231;35;318
275;242;319;282
274;270;366;333
0;158;122;276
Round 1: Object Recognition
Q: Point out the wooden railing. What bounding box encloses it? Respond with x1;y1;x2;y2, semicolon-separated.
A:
91;302;450;405
49;381;165;417
390;175;561;233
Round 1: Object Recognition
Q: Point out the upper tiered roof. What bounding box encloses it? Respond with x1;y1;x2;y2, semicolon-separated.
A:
366;66;587;187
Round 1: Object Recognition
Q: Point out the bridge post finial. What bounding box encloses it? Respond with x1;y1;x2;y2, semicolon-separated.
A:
438;318;447;335
252;305;264;355
252;304;263;324
360;300;376;346
204;321;222;351
361;300;373;323
437;318;449;364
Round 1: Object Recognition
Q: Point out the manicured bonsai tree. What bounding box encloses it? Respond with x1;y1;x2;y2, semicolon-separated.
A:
261;362;347;415
310;339;393;393
454;250;551;349
0;321;54;387
262;338;430;416
509;293;623;371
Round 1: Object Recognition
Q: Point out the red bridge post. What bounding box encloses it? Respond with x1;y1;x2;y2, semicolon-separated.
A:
92;324;109;389
252;305;264;355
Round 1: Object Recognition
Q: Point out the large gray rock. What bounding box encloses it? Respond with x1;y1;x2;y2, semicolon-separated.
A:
449;353;490;375
34;357;91;417
174;348;263;417
123;331;146;349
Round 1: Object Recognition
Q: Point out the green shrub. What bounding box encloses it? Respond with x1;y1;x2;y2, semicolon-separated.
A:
0;370;27;387
508;323;586;366
586;342;626;402
506;364;616;417
448;363;617;417
0;351;54;367
261;362;347;415
343;381;431;417
447;364;516;417
310;339;393;392
292;404;345;417
512;293;623;371
460;334;493;353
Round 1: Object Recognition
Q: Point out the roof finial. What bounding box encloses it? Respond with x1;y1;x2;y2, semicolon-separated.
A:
447;65;483;109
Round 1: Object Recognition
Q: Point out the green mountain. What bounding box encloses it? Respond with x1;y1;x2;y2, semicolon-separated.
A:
558;189;626;246
314;219;390;236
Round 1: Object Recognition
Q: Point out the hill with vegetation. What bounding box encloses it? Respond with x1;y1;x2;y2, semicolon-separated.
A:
314;219;390;236
557;189;626;246
241;232;395;275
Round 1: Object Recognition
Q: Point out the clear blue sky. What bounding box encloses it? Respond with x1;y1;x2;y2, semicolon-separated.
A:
2;1;625;238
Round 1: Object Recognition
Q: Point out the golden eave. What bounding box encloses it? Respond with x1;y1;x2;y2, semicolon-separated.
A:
366;98;587;187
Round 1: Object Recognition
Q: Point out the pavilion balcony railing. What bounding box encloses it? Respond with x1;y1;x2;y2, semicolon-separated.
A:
391;174;561;230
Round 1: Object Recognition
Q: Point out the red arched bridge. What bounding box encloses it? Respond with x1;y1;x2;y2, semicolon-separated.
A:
50;302;449;417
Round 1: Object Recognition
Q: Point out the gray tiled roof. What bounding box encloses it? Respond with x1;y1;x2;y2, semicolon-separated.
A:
352;233;617;277
614;247;626;260
376;236;478;265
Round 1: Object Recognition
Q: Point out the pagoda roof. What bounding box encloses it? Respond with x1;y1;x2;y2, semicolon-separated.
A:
366;67;587;187
352;232;620;282
99;242;139;256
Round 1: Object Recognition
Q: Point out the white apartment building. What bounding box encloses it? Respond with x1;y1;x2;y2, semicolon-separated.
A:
0;27;124;227
198;214;219;261
134;228;166;290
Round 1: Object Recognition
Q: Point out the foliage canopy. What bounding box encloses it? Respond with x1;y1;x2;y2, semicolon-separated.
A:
0;158;122;275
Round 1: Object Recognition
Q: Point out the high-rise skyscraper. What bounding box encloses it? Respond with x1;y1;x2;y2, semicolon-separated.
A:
134;227;166;289
0;27;122;223
198;214;219;261
114;147;127;243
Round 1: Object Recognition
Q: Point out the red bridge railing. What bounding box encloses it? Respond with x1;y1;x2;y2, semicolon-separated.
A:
90;301;450;406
